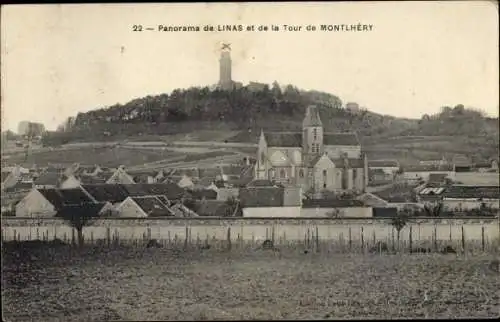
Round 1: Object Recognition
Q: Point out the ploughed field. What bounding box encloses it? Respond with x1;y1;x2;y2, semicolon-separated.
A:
2;241;499;321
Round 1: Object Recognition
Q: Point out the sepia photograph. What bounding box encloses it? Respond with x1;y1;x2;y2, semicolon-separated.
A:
1;2;499;321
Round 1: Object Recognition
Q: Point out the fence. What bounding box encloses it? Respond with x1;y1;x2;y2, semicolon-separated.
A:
3;219;499;254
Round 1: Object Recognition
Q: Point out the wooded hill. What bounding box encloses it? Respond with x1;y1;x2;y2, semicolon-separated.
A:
41;84;498;159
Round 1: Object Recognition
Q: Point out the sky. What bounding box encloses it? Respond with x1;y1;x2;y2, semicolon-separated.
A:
1;2;498;132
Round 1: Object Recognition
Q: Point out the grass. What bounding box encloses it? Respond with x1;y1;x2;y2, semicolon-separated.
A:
2;241;499;321
183;151;237;163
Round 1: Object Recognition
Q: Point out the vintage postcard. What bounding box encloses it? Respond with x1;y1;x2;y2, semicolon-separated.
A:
1;2;499;321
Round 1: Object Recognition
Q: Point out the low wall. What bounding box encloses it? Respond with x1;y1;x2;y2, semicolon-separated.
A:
2;217;499;243
301;207;372;218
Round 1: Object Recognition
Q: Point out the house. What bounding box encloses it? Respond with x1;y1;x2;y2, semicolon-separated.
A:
55;202;113;220
301;199;371;217
15;187;95;217
169;203;199;217
1;169;22;191
254;105;368;193
401;164;455;182
59;175;82;189
453;155;472;172
369;168;393;183
115;196;173;217
428;173;449;184
81;184;130;204
4;181;34;193
216;187;239;201
33;172;64;189
177;175;195;189
416;187;445;203
195;200;234;217
105;166;135;184
120;183;186;201
239;186;302;217
356;192;389;208
368;160;400;173
77;175;108;185
442;185;500;211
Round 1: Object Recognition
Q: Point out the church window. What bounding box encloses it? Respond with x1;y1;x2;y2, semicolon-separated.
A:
280;169;286;178
299;169;304;178
313;128;317;140
260;152;265;164
323;183;327;189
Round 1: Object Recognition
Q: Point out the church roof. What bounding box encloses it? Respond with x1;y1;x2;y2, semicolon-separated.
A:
303;105;323;127
264;132;302;148
307;154;365;168
324;133;359;146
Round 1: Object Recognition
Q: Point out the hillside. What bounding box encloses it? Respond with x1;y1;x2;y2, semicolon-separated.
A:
41;85;498;161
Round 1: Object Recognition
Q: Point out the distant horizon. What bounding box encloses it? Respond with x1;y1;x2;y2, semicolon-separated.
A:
1;2;498;131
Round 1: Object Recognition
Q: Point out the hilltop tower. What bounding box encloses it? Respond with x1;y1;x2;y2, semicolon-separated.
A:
219;43;233;90
302;105;324;165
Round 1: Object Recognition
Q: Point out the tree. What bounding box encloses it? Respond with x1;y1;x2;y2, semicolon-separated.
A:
391;212;409;245
58;205;104;247
423;202;444;217
224;196;242;217
271;81;282;98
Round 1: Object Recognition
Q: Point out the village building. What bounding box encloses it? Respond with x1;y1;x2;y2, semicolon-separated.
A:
115;196;173;217
239;186;302;217
442;185;500;211
254;105;368;194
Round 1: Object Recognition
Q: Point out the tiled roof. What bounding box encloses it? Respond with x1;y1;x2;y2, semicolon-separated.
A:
323;133;359;146
170;203;199;217
264;132;302;148
78;175;107;185
443;185;499;199
1;171;12;183
428;173;448;182
4;182;33;192
57;188;94;205
357;193;389;207
131;196;173;217
37;188;65;209
81;184;129;203
34;172;61;186
227;177;254;188
302;199;365;208
195;200;230;217
419;187;445;195
96;171;115;181
368;160;399;168
121;183;186;200
55;202;108;220
239;187;284;208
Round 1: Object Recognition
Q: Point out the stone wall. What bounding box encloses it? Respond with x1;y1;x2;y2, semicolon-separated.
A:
2;217;498;243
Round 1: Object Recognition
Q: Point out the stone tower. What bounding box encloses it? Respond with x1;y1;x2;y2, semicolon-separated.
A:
302;105;324;165
219;45;232;90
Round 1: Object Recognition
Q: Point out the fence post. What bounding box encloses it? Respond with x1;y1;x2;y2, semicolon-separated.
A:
266;227;269;240
409;225;413;253
271;225;275;245
481;226;485;252
348;227;352;251
315;226;320;253
227;226;232;251
433;225;438;252
71;228;76;246
106;227;111;247
90;231;94;245
13;229;17;242
361;227;364;253
461;226;465;253
36;228;40;240
449;223;452;242
184;226;189;250
54;226;58;240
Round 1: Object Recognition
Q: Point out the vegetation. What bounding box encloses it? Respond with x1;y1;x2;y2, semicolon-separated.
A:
391;212;409;243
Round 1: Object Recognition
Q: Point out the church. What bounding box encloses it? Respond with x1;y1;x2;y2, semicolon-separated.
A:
254;105;369;194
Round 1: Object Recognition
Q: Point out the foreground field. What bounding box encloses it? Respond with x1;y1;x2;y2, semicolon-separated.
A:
2;243;499;321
